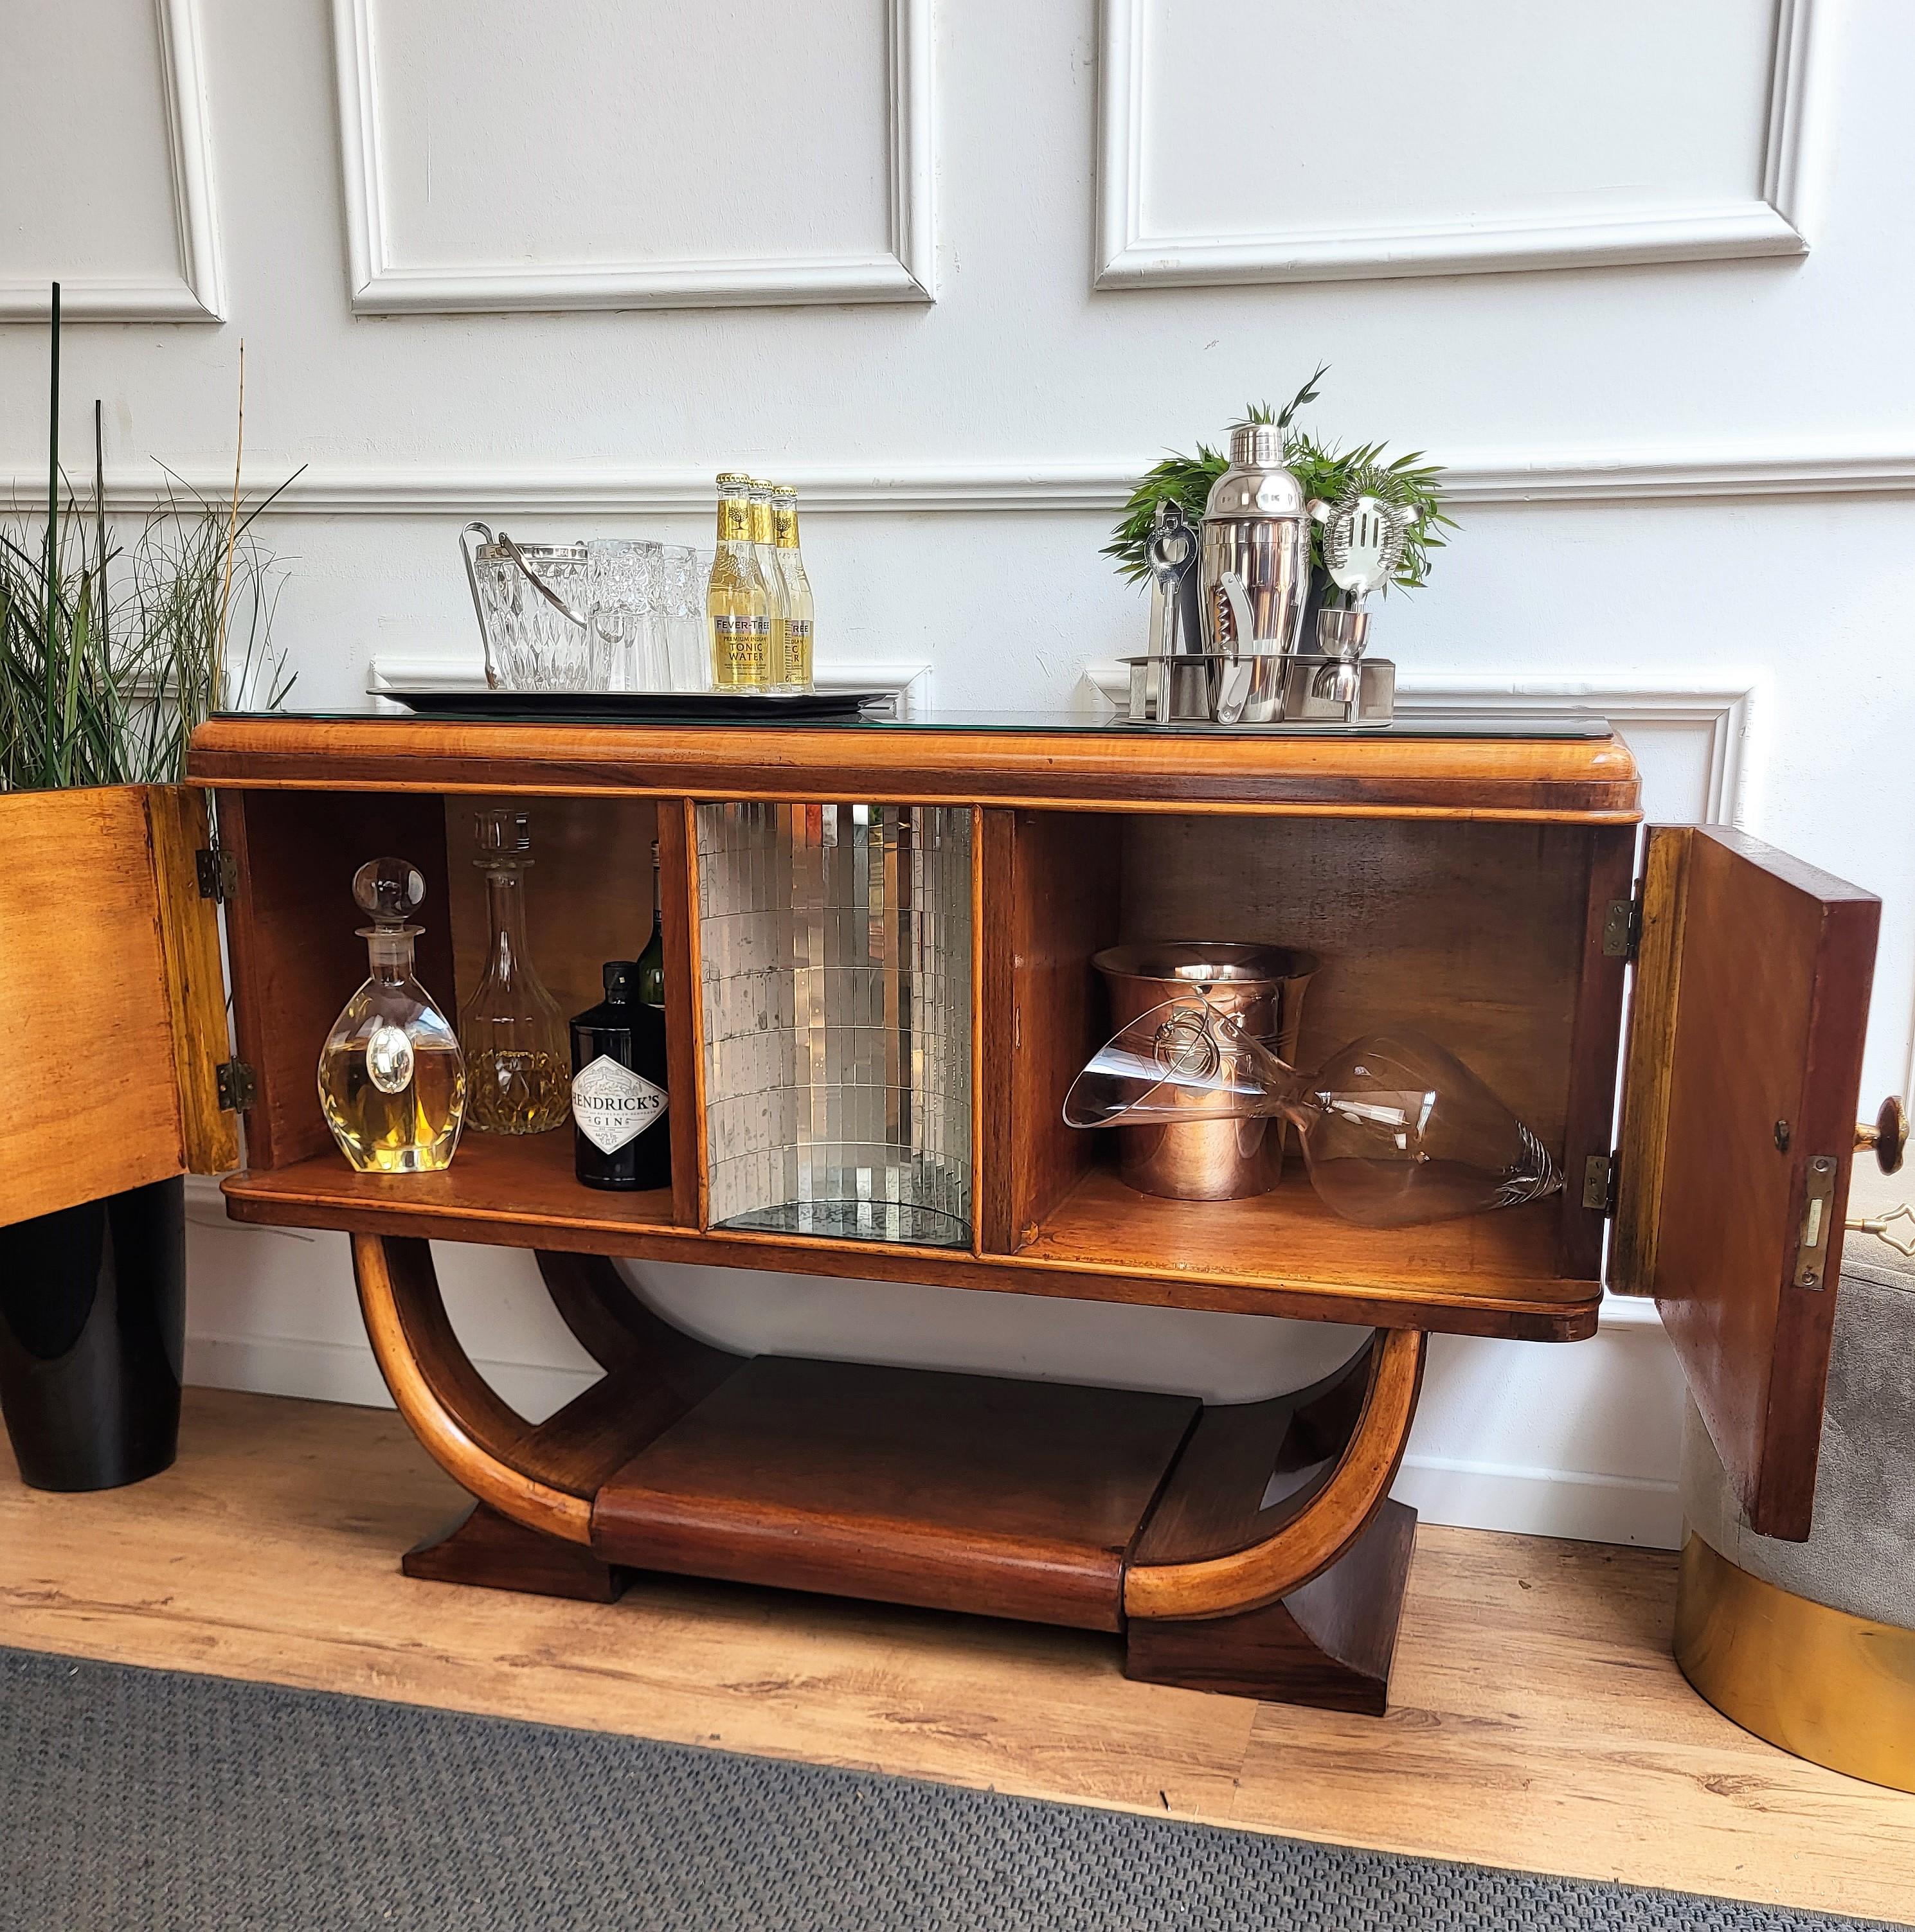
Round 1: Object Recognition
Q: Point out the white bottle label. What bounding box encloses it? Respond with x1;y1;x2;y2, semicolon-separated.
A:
570;1053;667;1155
365;1025;414;1095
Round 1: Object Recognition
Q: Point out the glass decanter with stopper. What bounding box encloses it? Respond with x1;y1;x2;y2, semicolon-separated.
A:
459;807;570;1134
318;857;466;1173
1064;995;1561;1228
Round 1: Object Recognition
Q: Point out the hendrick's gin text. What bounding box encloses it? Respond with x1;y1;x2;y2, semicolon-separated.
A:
569;960;670;1191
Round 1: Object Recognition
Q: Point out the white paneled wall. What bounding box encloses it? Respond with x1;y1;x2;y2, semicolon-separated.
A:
1098;0;1808;284
8;0;1915;1548
332;0;933;310
1;0;223;319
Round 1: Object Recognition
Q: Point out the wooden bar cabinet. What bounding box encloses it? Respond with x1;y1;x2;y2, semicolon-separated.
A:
162;710;1885;1714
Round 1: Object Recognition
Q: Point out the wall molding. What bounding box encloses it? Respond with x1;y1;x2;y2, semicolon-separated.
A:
1401;672;1755;828
18;440;1915;519
0;0;224;322
1095;0;1814;288
332;0;934;314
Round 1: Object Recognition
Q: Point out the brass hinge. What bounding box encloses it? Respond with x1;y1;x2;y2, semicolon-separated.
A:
1791;1154;1838;1289
215;1060;257;1113
1601;895;1642;961
1582;1152;1619;1215
196;844;238;903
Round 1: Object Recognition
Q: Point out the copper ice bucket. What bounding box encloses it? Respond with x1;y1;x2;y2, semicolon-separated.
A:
1091;942;1318;1201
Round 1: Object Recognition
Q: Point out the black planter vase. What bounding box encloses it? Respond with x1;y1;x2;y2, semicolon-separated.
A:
0;1175;186;1492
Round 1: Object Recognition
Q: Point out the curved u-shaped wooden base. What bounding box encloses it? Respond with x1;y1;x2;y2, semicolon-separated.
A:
1123;1328;1427;1623
354;1231;1428;1713
352;1236;744;1553
354;1234;595;1544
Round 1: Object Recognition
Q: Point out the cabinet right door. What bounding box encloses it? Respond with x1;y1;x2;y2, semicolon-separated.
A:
1612;827;1879;1542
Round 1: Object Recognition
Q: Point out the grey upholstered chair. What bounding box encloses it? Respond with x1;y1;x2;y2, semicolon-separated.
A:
1677;1158;1915;1791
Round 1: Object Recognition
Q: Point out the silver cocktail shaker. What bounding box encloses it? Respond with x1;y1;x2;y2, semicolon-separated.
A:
1199;424;1309;659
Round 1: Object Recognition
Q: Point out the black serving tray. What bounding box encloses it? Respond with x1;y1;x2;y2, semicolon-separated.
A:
384;688;891;722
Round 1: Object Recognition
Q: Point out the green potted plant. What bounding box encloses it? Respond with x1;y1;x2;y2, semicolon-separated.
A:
1104;367;1457;627
0;285;292;1492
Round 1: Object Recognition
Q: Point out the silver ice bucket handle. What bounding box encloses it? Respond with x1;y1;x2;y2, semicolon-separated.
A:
461;523;588;626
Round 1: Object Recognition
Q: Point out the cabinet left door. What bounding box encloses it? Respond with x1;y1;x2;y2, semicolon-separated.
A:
0;783;237;1224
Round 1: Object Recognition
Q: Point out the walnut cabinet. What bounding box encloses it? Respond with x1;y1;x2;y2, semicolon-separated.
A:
112;713;1892;1712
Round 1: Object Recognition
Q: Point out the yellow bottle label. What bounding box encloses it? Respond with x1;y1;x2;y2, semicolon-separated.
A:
710;611;771;687
750;497;775;544
772;504;800;548
782;616;813;684
716;498;751;543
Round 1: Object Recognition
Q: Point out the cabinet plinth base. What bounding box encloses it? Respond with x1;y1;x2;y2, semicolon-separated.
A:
1123;1499;1417;1714
404;1501;633;1604
351;1237;1428;1714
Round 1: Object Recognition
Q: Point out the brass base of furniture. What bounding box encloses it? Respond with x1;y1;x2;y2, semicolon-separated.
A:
1674;1533;1915;1793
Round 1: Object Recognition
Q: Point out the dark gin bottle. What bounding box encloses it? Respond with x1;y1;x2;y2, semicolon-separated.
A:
635;841;666;1008
569;961;670;1191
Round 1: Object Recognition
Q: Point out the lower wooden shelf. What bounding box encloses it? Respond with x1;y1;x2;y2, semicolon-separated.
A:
591;1355;1200;1632
223;1131;1599;1340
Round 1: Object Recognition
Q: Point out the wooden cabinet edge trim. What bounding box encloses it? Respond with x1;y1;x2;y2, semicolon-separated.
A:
968;803;988;1258
146;784;240;1175
228;1181;1597;1340
1610;826;1691;1296
188;770;1638;824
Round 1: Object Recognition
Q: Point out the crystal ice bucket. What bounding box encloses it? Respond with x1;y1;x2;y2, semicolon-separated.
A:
460;524;600;692
697;802;973;1247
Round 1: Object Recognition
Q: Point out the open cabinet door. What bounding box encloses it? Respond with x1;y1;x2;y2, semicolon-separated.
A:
0;785;238;1227
1612;827;1878;1541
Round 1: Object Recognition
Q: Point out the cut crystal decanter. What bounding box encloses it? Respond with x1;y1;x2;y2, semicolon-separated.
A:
458;808;570;1134
1065;996;1561;1228
318;857;466;1173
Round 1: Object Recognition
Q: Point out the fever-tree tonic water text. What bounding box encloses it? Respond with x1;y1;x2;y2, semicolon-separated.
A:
708;473;771;691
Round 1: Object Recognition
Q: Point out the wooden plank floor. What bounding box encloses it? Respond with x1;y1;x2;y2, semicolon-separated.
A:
3;1386;1912;1925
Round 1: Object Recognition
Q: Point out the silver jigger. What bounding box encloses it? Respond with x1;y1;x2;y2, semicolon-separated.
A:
1315;605;1370;720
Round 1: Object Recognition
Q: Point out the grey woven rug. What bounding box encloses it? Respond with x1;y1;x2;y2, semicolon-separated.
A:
0;1646;1896;1931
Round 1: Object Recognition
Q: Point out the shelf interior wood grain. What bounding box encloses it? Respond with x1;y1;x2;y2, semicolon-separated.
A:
224;1129;679;1239
1021;1162;1587;1305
